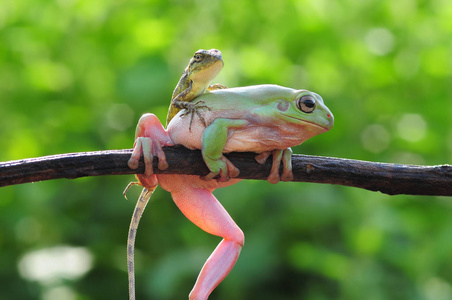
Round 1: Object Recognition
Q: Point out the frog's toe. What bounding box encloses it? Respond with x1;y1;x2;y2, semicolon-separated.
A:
217;171;230;182
152;139;168;171
128;138;144;170
141;139;154;177
225;158;240;178
280;148;293;182
228;167;240;179
255;151;271;164
201;171;219;181
267;172;280;184
128;157;139;170
158;160;169;171
281;171;293;182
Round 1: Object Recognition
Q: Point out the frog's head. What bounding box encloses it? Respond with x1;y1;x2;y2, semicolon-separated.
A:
276;90;334;140
188;49;224;84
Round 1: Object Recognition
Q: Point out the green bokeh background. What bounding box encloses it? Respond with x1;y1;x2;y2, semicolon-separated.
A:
1;0;452;299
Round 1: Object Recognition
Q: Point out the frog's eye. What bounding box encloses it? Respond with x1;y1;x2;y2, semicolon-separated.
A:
297;95;316;113
193;54;203;61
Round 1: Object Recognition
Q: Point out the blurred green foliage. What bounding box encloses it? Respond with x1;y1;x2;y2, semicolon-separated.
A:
1;0;452;299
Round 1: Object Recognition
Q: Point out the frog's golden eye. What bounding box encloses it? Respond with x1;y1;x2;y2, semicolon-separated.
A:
297;95;316;113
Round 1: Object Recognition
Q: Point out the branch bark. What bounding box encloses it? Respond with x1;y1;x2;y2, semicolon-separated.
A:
0;146;451;196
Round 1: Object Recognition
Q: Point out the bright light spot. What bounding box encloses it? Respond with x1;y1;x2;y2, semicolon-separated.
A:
423;277;452;300
18;246;93;284
361;124;391;153
397;113;427;142
43;286;76;300
364;28;395;56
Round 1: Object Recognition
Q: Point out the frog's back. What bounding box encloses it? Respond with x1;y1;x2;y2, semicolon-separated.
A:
198;84;298;109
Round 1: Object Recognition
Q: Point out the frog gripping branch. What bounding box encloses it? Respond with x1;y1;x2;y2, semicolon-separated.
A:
127;84;334;300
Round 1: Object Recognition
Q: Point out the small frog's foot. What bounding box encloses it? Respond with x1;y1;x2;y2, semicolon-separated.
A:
207;83;228;91
255;148;293;184
180;101;211;130
201;155;239;182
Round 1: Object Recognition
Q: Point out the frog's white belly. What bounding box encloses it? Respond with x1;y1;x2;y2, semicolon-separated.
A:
223;125;302;153
168;113;322;153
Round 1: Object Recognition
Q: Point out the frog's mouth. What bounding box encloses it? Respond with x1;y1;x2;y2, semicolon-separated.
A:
281;114;332;131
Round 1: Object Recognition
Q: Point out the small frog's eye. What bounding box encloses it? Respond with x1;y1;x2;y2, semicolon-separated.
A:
297;95;316;113
193;53;203;61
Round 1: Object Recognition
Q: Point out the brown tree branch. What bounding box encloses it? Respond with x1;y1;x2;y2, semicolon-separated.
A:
0;146;451;196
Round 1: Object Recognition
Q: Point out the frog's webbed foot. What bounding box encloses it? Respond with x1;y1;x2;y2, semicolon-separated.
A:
201;154;240;182
255;148;293;184
179;100;211;131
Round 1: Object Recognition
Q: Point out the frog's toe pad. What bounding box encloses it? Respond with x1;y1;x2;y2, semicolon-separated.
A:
201;171;219;181
267;173;280;184
128;158;139;170
225;157;240;178
158;160;169;170
281;172;293;182
255;152;271;165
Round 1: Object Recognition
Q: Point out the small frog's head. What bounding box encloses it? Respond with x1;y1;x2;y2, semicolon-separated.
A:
275;89;334;141
189;49;224;84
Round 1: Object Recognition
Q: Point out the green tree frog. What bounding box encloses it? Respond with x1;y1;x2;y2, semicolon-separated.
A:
128;84;334;300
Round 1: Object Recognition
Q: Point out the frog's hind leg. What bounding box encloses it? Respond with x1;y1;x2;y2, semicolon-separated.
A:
171;186;244;300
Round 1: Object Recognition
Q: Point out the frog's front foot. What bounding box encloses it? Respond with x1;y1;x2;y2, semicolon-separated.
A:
127;113;174;185
128;136;168;177
180;100;211;130
207;83;228;91
201;154;240;182
255;148;293;184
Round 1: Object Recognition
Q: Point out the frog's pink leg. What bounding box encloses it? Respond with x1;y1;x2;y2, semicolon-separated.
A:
171;186;244;300
128;113;174;187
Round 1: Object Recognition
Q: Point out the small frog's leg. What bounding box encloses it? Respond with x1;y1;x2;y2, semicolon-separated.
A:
170;186;244;300
178;100;211;130
170;81;210;130
255;148;293;184
201;118;250;181
207;83;228;91
127;187;154;300
166;81;194;126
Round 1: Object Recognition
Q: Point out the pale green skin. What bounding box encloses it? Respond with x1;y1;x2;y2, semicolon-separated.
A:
167;84;334;181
